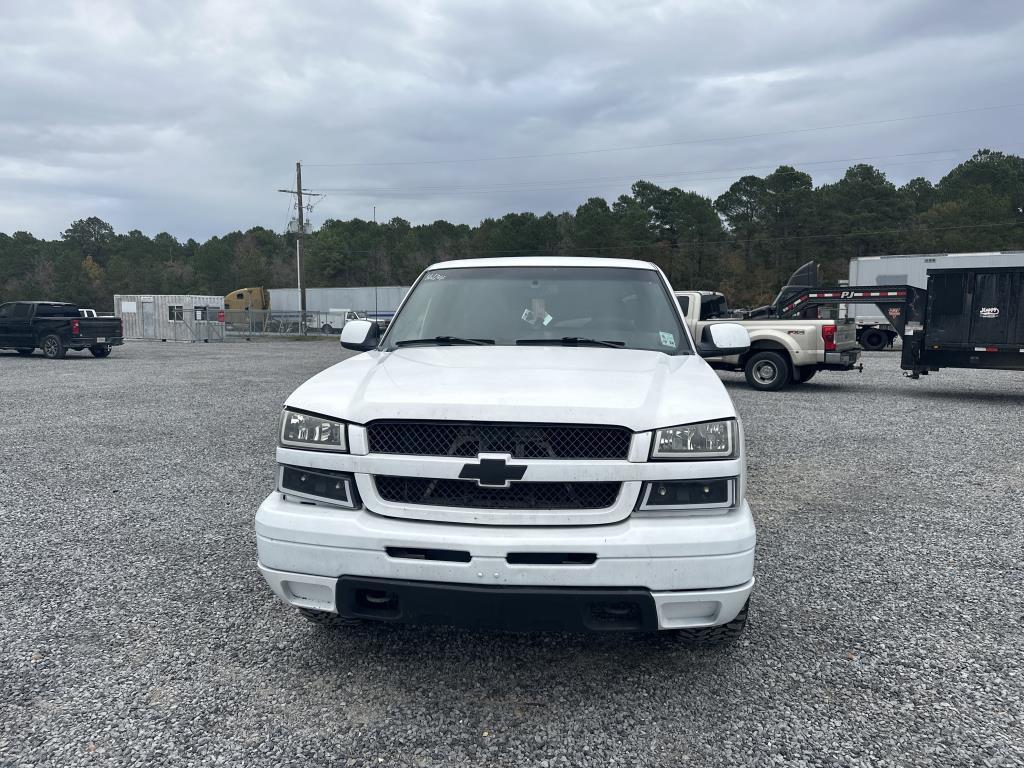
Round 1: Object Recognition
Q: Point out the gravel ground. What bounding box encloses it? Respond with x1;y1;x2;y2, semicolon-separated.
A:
1;342;1022;768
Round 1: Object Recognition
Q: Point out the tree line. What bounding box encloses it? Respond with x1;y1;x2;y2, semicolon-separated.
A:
2;149;1022;310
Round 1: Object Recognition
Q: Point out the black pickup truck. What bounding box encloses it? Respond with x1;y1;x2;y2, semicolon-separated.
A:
0;301;124;359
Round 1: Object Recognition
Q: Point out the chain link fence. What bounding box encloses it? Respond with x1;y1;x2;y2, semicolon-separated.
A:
223;309;392;337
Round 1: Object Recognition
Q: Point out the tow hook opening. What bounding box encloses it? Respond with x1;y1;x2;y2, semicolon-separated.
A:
588;600;643;630
355;588;400;617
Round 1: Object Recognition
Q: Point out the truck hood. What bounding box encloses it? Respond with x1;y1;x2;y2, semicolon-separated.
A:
285;346;737;432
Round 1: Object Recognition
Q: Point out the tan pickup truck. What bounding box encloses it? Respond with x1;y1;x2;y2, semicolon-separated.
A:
675;291;861;390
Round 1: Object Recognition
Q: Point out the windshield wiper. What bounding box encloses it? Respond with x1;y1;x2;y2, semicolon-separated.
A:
516;337;626;349
395;336;495;347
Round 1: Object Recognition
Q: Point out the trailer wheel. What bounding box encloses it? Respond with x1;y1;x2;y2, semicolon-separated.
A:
41;334;66;360
89;344;112;358
744;351;791;391
298;607;363;628
673;599;749;644
859;328;888;351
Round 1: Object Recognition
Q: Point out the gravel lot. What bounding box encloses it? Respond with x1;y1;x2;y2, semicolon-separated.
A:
2;341;1022;768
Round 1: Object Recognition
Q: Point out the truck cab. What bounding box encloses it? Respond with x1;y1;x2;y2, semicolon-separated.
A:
256;257;756;638
674;290;860;390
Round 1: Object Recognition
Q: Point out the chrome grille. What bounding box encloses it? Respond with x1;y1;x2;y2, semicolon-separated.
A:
366;421;631;460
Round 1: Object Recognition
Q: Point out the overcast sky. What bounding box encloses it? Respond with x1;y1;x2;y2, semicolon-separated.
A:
2;0;1023;241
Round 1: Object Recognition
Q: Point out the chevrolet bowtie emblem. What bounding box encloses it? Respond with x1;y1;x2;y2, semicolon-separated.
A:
458;453;527;488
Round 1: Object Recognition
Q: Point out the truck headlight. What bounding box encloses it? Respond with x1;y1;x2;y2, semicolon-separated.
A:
279;409;347;452
651;419;736;460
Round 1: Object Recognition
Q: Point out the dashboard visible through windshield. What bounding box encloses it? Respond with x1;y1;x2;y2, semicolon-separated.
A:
383;266;691;354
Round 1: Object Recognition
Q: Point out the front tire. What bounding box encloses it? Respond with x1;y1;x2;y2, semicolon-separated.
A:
744;351;791;391
298;608;363;628
89;344;112;358
16;348;33;356
674;599;749;644
41;334;66;360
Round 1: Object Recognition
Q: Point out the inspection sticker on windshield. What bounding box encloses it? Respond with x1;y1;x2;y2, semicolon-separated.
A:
659;331;675;347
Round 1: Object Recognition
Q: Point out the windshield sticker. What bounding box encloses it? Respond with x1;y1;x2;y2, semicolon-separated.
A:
522;308;554;326
659;331;675;347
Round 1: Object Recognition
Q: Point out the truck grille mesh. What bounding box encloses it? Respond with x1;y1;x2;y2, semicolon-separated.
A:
365;422;631;460
374;476;621;510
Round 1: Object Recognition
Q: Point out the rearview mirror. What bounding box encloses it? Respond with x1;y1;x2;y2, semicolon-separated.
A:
340;319;379;351
697;322;750;357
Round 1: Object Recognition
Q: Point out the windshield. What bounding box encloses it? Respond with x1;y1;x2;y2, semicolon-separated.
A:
383;265;690;354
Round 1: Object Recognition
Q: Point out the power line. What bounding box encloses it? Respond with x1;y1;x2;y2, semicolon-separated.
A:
303;102;1024;167
308;146;1011;196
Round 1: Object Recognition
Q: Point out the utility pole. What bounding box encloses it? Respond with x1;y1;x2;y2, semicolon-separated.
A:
278;164;323;335
295;161;305;333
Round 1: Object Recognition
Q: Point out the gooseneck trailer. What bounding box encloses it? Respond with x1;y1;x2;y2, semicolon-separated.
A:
769;264;1024;378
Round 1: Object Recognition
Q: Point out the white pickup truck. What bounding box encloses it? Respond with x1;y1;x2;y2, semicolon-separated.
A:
256;257;756;639
674;291;861;390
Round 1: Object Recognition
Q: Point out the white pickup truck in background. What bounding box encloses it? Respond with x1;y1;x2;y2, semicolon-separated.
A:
320;308;365;335
674;290;861;390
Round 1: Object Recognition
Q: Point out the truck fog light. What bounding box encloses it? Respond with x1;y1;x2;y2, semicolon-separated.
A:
279;465;358;508
637;478;734;513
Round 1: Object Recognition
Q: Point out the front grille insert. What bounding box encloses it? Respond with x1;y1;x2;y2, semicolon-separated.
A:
375;476;621;510
366;421;632;460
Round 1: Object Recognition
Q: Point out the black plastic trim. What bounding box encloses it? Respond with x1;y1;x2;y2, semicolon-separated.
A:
506;552;597;565
386;547;472;563
335;576;659;632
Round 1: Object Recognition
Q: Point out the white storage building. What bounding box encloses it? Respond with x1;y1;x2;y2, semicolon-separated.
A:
115;294;225;341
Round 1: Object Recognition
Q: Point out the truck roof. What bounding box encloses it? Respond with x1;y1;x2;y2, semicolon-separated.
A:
426;256;659;271
9;301;77;306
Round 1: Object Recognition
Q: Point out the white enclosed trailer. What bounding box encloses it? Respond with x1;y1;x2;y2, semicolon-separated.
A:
268;286;409;313
847;251;1024;349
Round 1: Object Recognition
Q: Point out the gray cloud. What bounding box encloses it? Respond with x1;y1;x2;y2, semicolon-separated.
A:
2;0;1023;239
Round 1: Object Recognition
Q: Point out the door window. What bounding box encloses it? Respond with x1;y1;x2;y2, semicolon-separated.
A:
12;303;32;319
0;303;11;319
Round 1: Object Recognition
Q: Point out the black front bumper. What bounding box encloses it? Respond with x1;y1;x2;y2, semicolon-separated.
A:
336;576;660;632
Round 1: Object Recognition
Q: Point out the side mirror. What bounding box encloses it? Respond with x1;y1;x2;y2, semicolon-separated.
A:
340;319;379;351
697;322;750;357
